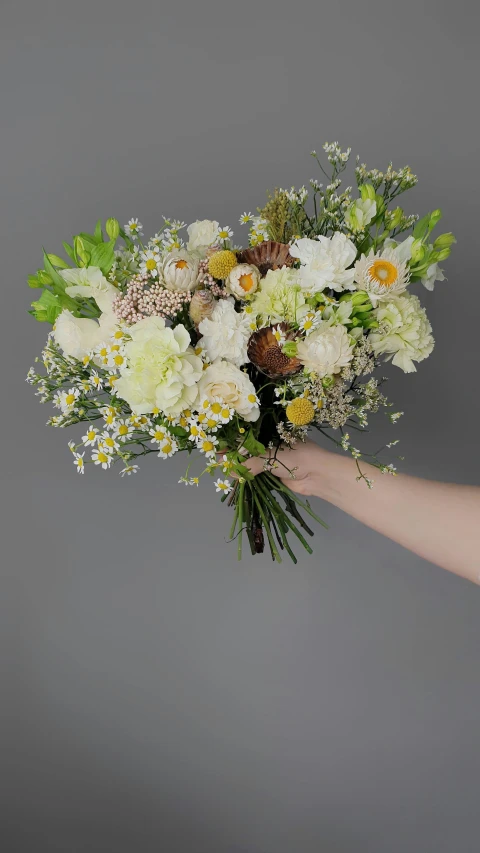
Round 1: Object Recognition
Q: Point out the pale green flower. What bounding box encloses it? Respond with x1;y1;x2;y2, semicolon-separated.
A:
369;293;434;373
345;198;376;232
249;267;306;325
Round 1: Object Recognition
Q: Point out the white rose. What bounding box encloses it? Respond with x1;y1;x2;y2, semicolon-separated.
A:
369;293;434;373
296;323;354;377
115;316;203;415
162;251;199;292
60;266;118;313
187;219;219;253
289;233;357;294
226;263;260;299
198;299;250;367
197;360;260;422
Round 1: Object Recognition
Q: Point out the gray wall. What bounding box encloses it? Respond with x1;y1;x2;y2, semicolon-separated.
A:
1;1;479;851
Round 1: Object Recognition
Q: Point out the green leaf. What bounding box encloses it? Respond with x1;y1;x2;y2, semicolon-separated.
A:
413;213;431;240
31;289;63;323
78;231;102;247
43;250;68;294
63;241;76;262
235;463;255;482
47;253;70;269
28;274;42;288
169;426;188;438
94;219;103;242
242;430;266;457
89;240;115;274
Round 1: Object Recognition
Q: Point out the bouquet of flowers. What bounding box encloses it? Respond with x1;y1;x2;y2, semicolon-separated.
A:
26;143;455;562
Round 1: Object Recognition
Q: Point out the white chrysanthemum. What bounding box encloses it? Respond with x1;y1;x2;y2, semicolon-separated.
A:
197;360;260;422
114;316;203;416
198;299;250;367
249;267;306;325
187;219;219;253
369;293;434;373
296;323;354;378
353;247;410;304
289;233;357;294
162;251;199;292
226;263;260;299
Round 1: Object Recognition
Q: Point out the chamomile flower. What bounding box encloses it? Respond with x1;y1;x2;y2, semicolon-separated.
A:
100;405;118;429
92;448;113;469
76;377;92;394
113;419;133;441
221;455;234;474
214;479;233;494
239;212;253;224
106;345;127;371
157;437;178;459
90;371;103;391
120;464;139;477
198;435;218;458
299;311;322;335
67;440;76;453
149;425;169;445
125;218;143;239
82;425;99;446
188;421;203;442
129;414;151;429
98;431;120;453
73;452;85;474
95;343;110;366
218;225;233;241
57;387;80;414
106;372;120;391
140;248;161;277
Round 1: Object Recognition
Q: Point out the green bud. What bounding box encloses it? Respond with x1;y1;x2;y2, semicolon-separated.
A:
359;183;376;201
435;247;451;261
429;209;442;230
105;218;120;240
74;235;88;265
282;341;298;358
350;290;371;306
389;207;404;229
410;239;425;264
322;375;335;389
47;253;70;269
37;270;53;285
433;232;456;251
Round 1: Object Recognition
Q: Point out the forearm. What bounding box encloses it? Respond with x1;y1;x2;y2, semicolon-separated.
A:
311;452;480;583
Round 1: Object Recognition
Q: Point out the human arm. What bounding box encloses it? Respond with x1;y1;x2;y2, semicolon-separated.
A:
243;440;480;583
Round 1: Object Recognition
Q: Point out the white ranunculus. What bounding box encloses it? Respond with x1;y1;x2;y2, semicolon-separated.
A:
60;266;118;313
345;198;376;232
421;262;445;291
53;308;117;360
114;316;203;415
197;360;260;422
289;233;357;294
226;263;260;299
198;299;250;367
162;251;199;292
187;219;219;253
296;323;354;377
369;293;434;373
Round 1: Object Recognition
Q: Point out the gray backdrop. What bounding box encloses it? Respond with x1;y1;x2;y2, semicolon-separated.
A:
1;1;479;851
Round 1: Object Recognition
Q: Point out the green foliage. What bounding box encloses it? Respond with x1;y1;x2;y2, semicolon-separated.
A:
242;430;266;457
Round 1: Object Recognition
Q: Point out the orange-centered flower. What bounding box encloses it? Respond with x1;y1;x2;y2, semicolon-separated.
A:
368;259;398;287
239;273;254;292
175;259;189;270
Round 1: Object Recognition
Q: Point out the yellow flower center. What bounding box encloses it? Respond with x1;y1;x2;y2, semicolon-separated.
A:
65;394;75;405
203;441;214;453
114;354;124;366
175;259;188;270
87;430;95;440
104;437;115;447
97;452;108;463
210;402;222;414
146;258;157;271
248;394;257;404
239;273;254;292
368;259;398;287
118;425;129;435
162;443;172;454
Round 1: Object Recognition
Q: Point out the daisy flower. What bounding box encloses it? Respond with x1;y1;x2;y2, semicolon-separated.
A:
57;387;80;414
239;212;253;224
120;464;139;477
124;218;143;239
99;431;120;453
198;435;218;458
106;345;126;371
100;406;118;429
214;479;232;494
140;248;161;277
299;311;322;335
73;452;85;474
95;343;110;366
113;419;133;441
218;225;233;241
149;425;169;445
90;371;103;391
106;373;120;391
157;437;178;459
92;448;113;469
82;425;99;446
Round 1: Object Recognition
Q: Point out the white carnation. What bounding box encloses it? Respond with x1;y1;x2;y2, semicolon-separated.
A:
60;266;118;313
369;293;434;373
197;360;260;422
198;299;250;367
289;233;357;294
187;219;219;253
296;323;354;377
114;316;203;415
162;251;199;292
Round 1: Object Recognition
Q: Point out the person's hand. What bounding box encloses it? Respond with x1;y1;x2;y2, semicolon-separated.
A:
229;439;330;497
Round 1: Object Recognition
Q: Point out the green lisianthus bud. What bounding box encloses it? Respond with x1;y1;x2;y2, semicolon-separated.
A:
435;247;451;261
433;232;456;251
345;198;376;232
322;375;335;389
429;209;442;230
410;239;425;264
105;218;120;240
389;207;404;229
359;183;376;201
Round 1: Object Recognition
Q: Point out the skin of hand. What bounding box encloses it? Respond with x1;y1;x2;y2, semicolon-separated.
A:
234;440;480;584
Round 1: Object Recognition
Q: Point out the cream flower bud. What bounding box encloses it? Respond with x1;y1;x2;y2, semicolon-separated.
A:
226;263;260;299
186;219;219;253
162;252;199;292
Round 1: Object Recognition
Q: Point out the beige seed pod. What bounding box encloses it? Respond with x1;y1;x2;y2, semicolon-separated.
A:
189;288;216;327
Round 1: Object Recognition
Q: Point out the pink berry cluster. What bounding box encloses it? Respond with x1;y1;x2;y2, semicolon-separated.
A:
113;273;192;324
197;258;228;299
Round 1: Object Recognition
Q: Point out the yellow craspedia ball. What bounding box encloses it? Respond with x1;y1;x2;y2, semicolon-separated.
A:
208;250;238;280
285;397;315;426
